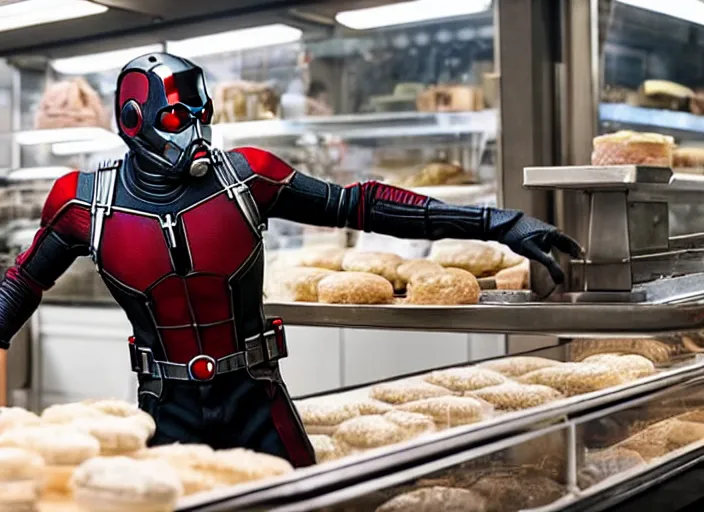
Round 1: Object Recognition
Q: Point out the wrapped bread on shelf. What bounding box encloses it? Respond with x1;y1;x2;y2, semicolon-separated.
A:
469;470;566;512
520;363;627;396
297;247;347;271
616;419;704;461
569;338;672;364
370;379;453;405
0;424;100;495
341;251;403;287
383;410;436;439
398;396;491;428
429;240;506;277
309;435;352;464
266;267;335;302
577;447;645;488
591;130;674;167
424;367;508;393
318;272;394;304
376;486;489;512
0;447;45;511
71;456;183;512
294;400;361;435
635;80;693;111
396;162;473;188
333;416;406;450
34;78;110;130
477;356;563;378
406;269;481;305
469;382;563;411
581;354;656;380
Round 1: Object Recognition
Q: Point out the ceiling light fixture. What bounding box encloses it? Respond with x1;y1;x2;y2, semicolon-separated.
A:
16;127;118;145
335;0;492;30
0;0;107;32
615;0;704;25
51;44;163;75
167;24;303;58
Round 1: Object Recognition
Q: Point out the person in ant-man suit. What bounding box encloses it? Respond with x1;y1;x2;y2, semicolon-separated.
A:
0;53;580;467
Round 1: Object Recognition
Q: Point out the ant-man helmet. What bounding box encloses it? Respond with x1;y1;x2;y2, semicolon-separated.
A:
115;53;213;178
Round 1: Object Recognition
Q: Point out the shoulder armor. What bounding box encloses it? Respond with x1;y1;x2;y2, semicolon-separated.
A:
229;147;295;183
41;171;82;226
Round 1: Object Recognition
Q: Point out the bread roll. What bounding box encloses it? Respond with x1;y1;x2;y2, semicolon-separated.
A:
41;403;107;424
199;448;293;485
520;363;627;396
469;382;563;411
0;448;44;511
470;471;565;511
0;407;40;434
383;410;436;439
406;269;480;305
581;354;656;380
370;379;453;405
82;399;156;438
298;248;347;271
71;416;149;456
318;272;394;304
376;486;488;512
424;367;508;392
673;147;704;170
494;259;529;290
267;267;335;302
295;400;360;436
396;259;444;285
478;356;562;378
429;240;505;277
578;448;645;488
591;130;674;167
616;419;704;461
341;251;403;286
72;456;183;512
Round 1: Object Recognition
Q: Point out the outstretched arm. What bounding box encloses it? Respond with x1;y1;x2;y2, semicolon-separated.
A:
231;147;582;283
0;172;90;348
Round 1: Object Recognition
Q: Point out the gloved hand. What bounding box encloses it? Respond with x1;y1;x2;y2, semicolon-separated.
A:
495;213;583;285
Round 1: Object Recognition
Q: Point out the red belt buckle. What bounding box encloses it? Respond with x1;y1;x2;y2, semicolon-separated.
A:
188;355;217;381
271;318;288;359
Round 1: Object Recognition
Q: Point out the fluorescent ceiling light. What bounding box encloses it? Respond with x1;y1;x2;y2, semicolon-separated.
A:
616;0;704;25
52;137;124;156
0;0;106;32
16;127;117;145
51;44;163;75
168;24;302;58
8;167;74;182
335;0;492;30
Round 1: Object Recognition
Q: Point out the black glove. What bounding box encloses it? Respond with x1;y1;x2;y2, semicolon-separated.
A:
491;210;583;285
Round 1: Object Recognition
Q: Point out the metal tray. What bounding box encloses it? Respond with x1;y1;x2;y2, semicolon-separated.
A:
176;363;704;511
263;301;704;336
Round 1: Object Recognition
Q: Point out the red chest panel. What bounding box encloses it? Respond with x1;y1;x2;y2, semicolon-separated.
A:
98;192;260;363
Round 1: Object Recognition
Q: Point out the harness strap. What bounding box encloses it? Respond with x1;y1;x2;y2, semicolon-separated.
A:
89;160;121;269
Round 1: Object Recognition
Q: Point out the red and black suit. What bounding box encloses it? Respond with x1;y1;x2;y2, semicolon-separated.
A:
0;53;580;467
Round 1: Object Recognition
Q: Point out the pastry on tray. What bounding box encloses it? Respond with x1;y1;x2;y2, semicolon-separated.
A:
0;447;44;512
398;396;490;428
197;448;293;485
673;146;704;171
591;130;674;167
429;240;505;277
268;267;335;302
376;486;489;512
294;400;360;435
370;379;453;405
383;410;436;439
318;271;394;304
71;415;150;456
333;416;406;449
520;363;627;396
71;456;183;512
569;338;672;364
577;447;645;488
82;399;156;438
469;382;563;411
406;269;480;305
581;354;656;380
297;247;347;271
0;407;40;434
396;259;444;286
309;434;352;463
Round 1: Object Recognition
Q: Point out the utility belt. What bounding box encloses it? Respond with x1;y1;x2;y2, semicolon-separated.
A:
129;318;287;382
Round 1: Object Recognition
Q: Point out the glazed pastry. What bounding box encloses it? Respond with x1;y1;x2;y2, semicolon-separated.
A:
591;130;674;167
72;456;183;512
318;272;394;304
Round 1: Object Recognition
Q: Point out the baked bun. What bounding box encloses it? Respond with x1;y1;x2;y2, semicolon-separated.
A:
569;338;672;364
376;486;488;512
82;399;156;438
398;396;489;428
520;363;627;396
194;448;293;485
71;416;149;456
341;251;403;286
41;403;106;424
383;410;436;439
591;130;674;167
295;400;360;435
581;354;656;380
309;435;352;463
298;247;347;271
396;259;444;285
267;267;335;302
406;270;480;305
72;456;183;512
478;356;563;378
370;379;453;405
673;147;704;170
424;367;508;392
494;259;529;290
333;416;405;449
318;272;394;304
429;240;505;277
469;382;563;411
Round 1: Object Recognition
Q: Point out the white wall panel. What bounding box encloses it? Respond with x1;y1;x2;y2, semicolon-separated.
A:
279;326;342;397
